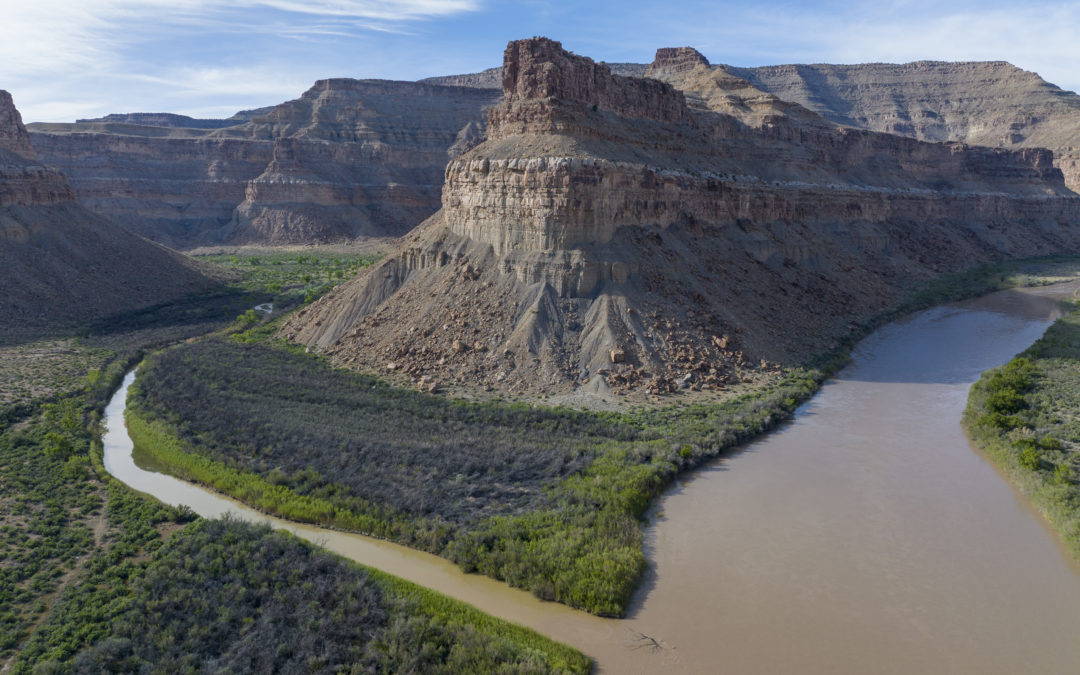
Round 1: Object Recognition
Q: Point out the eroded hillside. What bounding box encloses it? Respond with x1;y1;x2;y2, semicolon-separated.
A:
726;61;1080;191
283;39;1080;400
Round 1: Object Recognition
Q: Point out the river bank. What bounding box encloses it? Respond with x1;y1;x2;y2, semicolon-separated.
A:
105;281;1080;673
965;294;1080;564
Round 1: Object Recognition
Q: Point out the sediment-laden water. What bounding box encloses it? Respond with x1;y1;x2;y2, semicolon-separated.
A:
103;284;1080;673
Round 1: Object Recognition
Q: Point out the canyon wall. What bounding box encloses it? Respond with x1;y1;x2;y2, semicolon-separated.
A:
0;91;219;335
284;39;1080;400
726;61;1080;191
430;58;1080;192
27;80;500;248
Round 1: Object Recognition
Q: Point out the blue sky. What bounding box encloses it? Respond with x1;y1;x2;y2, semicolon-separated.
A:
2;0;1079;123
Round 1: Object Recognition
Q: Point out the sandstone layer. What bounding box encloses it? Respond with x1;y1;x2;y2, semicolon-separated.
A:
283;40;1080;400
726;61;1080;191
431;57;1080;192
0;91;220;336
27;80;500;248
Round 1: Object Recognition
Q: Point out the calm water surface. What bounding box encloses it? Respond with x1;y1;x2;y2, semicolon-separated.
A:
103;284;1080;673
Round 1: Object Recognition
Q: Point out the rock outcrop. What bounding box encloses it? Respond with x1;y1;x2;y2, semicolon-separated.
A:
429;58;1080;193
726;61;1080;191
0;91;220;335
0;91;36;160
283;39;1080;400
27;80;501;248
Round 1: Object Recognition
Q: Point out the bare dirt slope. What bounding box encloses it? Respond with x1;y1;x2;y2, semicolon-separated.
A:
283;40;1080;401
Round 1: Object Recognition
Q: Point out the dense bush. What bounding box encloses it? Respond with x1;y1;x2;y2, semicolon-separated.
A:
131;338;826;615
20;518;586;674
68;518;386;673
132;340;628;528
965;308;1080;561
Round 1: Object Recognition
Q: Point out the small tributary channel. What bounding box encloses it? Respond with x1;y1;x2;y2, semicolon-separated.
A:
103;284;1080;673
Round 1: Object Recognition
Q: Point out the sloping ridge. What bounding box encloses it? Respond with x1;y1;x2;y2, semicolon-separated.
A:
283;38;1080;400
0;91;219;337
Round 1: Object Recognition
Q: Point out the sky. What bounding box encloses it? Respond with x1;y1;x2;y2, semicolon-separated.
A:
2;0;1079;123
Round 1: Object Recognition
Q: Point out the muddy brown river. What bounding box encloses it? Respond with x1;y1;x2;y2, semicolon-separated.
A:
103;285;1080;673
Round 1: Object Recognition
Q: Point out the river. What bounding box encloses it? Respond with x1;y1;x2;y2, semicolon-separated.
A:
103;284;1080;673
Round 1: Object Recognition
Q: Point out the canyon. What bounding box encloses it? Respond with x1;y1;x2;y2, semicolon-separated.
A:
27;80;499;248
25;50;1080;253
282;38;1080;399
727;60;1080;192
0;91;219;337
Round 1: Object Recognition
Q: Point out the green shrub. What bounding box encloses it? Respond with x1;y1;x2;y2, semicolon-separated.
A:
1016;441;1043;471
964;306;1080;564
986;388;1026;415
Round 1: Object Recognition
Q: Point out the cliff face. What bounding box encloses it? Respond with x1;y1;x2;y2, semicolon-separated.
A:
27;79;500;248
283;39;1080;401
727;61;1080;191
0;91;36;160
0;91;219;335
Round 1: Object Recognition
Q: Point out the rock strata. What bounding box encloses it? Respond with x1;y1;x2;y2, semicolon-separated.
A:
648;47;710;74
726;61;1080;191
0;91;36;160
0;91;219;334
27;80;500;247
283;39;1080;400
431;57;1080;193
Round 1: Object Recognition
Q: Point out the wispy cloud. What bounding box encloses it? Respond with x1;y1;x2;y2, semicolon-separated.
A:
0;0;481;121
2;0;1078;124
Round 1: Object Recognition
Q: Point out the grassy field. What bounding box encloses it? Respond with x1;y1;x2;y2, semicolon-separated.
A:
1;255;589;672
965;302;1080;560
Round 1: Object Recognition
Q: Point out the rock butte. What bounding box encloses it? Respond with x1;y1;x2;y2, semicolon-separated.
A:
431;56;1080;194
282;38;1080;399
28;50;1080;249
0;91;219;334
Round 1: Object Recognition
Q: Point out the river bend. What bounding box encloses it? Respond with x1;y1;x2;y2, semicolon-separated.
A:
103;285;1080;673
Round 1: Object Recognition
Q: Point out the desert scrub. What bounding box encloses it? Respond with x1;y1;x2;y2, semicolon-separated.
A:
0;339;113;422
16;518;588;674
129;338;824;616
2;289;591;671
964;303;1080;560
195;250;378;308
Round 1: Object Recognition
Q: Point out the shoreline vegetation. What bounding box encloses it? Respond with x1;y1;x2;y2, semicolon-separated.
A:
125;255;1080;618
4;254;589;673
964;301;1080;563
